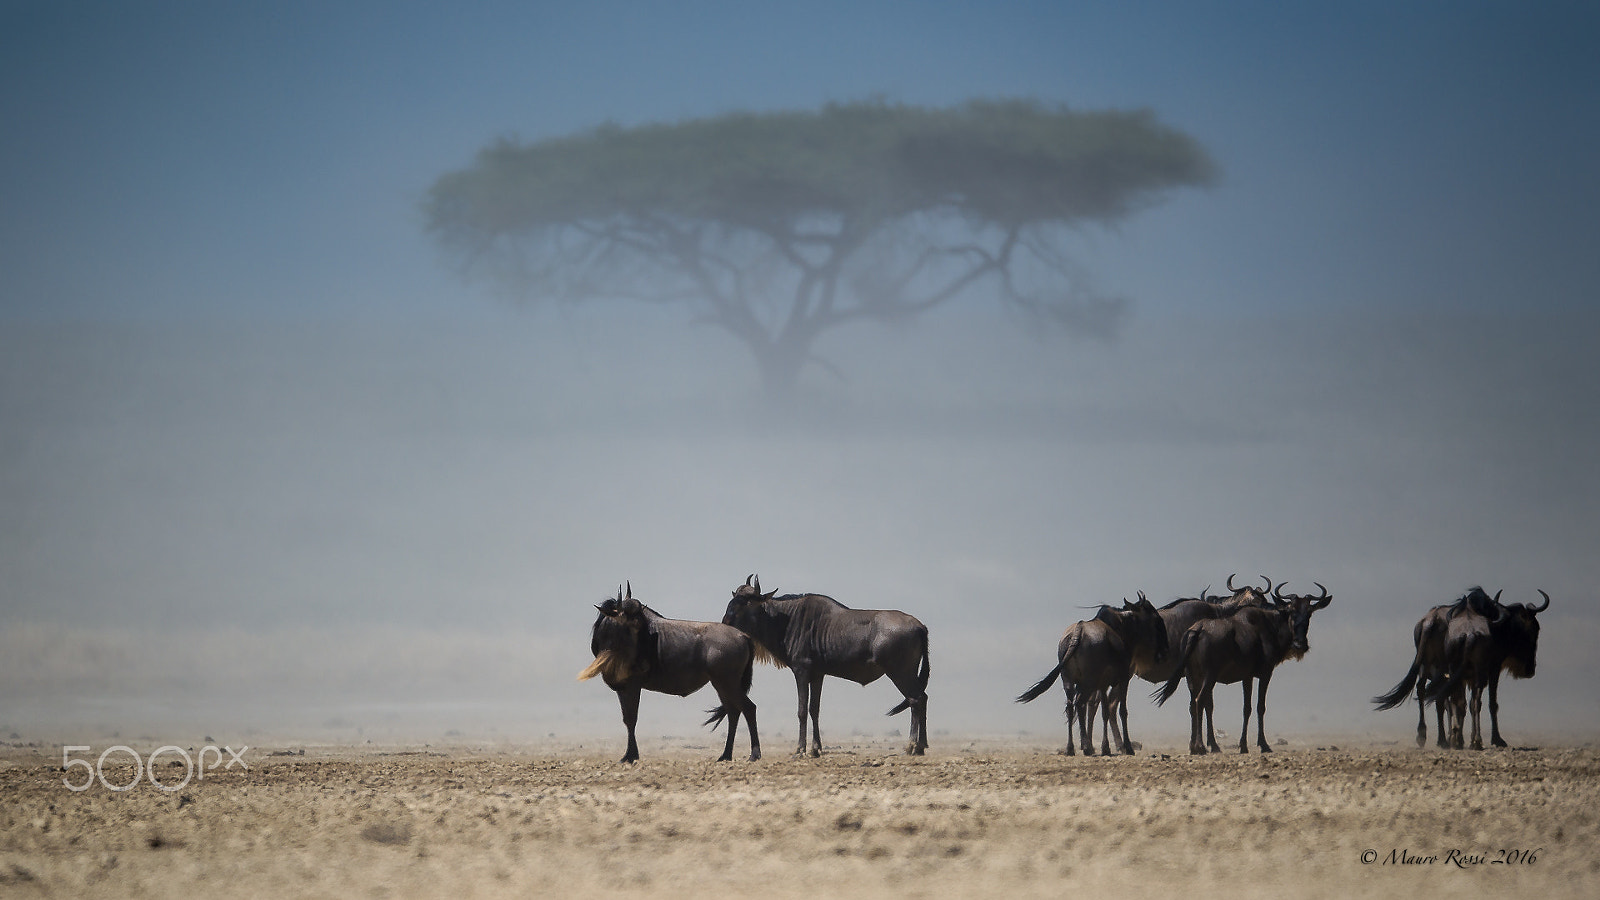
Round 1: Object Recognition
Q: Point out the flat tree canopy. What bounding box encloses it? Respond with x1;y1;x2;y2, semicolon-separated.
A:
424;99;1214;401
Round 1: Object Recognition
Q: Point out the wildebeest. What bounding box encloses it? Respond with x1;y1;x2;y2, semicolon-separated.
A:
1130;575;1275;744
1422;589;1548;750
1016;593;1168;756
1371;587;1502;748
1155;582;1332;754
721;575;930;757
579;584;761;763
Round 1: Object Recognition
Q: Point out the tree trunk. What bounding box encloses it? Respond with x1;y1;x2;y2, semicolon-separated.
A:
751;338;808;407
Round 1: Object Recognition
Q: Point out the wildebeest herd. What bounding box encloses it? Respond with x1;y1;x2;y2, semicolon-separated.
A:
579;574;1550;762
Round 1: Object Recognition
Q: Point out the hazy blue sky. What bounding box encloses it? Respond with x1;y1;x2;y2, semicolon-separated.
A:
2;2;1596;744
4;1;1596;322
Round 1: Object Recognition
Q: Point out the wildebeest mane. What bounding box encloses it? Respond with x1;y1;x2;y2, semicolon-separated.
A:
1091;605;1120;625
780;592;845;607
749;640;787;668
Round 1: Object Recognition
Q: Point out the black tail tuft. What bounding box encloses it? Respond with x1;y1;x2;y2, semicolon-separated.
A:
1153;627;1199;707
703;706;731;730
1016;663;1062;704
1372;658;1421;710
887;628;932;716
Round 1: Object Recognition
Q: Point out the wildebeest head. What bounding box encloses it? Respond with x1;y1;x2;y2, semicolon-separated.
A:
1226;573;1275;606
1126;591;1169;663
579;584;649;683
722;573;778;627
1270;582;1332;660
1493;590;1548;678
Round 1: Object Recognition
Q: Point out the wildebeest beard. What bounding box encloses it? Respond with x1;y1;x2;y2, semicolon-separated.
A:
578;607;652;683
748;641;786;669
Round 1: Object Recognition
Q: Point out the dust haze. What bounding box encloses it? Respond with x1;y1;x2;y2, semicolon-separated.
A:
2;3;1598;753
3;307;1596;749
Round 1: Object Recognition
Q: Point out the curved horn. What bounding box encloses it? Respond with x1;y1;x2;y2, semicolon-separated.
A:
616;584;624;602
1313;582;1331;608
1259;575;1273;596
1272;581;1287;602
745;574;754;587
625;580;632;600
1227;573;1239;593
1532;589;1550;613
1200;585;1212;601
753;575;762;595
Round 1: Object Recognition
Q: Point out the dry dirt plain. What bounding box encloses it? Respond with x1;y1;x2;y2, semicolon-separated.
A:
1;735;1595;899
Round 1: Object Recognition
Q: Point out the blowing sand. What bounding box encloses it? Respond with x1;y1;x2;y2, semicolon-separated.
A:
1;734;1595;898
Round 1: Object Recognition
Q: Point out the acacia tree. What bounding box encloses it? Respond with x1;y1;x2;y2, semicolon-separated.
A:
424;99;1214;402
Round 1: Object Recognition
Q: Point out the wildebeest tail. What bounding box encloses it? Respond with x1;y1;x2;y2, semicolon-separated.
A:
1015;662;1062;704
1153;627;1199;707
1372;656;1422;710
703;705;731;731
1018;628;1083;704
706;644;760;731
886;628;931;716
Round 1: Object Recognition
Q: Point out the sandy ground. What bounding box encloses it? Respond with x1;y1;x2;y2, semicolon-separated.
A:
1;734;1595;899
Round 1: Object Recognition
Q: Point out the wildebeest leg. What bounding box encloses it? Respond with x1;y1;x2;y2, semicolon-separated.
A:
1487;675;1507;748
807;673;825;757
887;669;929;756
1116;681;1134;754
1434;689;1449;749
1078;688;1096;757
710;682;744;762
617;687;643;764
1203;675;1222;752
1187;677;1207;755
1468;680;1484;751
1061;685;1077;756
1101;689;1125;754
1239;676;1254;754
1414;677;1429;748
1099;689;1114;757
1203;676;1221;754
911;695;929;755
792;669;812;756
1104;693;1125;755
1255;673;1273;753
1447;684;1466;750
742;696;762;761
1202;685;1221;754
